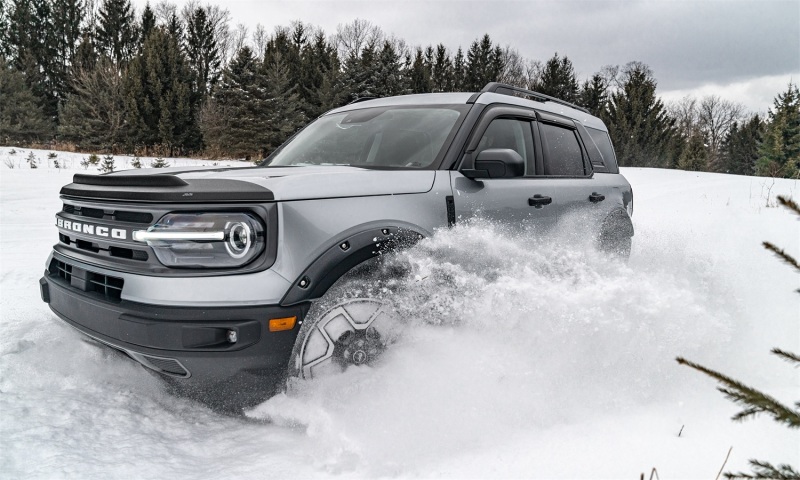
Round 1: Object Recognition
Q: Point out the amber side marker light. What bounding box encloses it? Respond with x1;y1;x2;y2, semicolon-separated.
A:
269;316;297;332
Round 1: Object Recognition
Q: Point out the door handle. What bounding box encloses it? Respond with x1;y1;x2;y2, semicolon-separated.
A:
589;192;605;203
528;194;552;208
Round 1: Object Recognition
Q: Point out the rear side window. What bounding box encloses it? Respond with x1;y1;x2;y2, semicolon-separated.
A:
540;123;585;176
585;127;618;169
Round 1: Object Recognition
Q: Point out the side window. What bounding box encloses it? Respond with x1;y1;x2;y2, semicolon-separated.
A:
475;118;534;175
585;126;618;169
540;122;585;176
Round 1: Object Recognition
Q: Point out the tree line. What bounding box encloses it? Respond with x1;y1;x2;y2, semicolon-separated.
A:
0;0;797;177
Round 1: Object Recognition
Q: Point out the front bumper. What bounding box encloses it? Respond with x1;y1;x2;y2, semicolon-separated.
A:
40;268;309;407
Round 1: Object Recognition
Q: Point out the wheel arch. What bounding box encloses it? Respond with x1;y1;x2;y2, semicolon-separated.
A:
279;221;427;306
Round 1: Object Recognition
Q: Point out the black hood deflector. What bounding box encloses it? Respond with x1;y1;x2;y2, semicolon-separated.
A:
61;173;274;203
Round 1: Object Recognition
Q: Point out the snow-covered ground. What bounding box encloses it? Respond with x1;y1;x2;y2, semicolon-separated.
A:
0;147;797;479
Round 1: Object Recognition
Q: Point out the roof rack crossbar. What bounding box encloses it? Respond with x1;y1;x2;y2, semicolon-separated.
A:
480;82;590;114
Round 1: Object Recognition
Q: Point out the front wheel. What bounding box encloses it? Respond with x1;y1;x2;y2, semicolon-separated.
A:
289;298;399;379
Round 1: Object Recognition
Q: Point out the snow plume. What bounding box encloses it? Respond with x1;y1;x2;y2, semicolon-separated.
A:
247;220;734;475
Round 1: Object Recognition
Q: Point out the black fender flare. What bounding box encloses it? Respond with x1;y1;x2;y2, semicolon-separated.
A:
279;222;427;306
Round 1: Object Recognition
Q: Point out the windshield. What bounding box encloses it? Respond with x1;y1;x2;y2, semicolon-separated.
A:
263;106;465;169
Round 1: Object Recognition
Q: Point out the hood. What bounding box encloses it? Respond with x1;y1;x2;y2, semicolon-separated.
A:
60;166;436;203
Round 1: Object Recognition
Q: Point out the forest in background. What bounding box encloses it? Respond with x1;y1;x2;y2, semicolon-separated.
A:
0;0;798;177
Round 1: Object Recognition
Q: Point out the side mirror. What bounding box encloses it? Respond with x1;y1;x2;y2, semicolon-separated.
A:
462;148;524;179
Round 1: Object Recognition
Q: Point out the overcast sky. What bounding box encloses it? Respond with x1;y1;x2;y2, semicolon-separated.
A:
134;0;800;113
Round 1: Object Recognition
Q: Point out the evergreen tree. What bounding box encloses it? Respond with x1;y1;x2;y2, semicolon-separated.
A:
678;195;800;480
124;27;198;153
604;62;675;167
534;53;579;103
0;0;10;57
260;53;307;157
722;115;762;175
150;156;169;167
677;131;708;171
140;3;155;42
578;73;607;117
0;57;53;143
464;34;502;91
430;44;453;92
757;82;800;178
452;47;465;91
96;0;138;66
50;0;85;100
408;47;431;94
373;41;404;97
58;57;126;150
185;5;220;101
340;41;378;101
7;0;60;122
200;46;267;158
299;30;340;115
99;153;115;172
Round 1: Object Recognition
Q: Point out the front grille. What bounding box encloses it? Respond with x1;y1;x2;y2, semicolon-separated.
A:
59;234;149;262
62;204;153;224
50;259;124;302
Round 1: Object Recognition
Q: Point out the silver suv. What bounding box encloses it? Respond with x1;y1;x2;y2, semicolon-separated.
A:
40;83;633;408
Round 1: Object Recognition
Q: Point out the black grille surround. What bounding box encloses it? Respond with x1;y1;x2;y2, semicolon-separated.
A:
55;198;278;277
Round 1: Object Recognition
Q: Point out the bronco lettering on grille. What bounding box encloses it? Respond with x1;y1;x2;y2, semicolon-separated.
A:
56;217;128;240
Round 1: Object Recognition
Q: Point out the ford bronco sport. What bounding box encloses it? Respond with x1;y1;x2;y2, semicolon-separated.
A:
40;83;634;407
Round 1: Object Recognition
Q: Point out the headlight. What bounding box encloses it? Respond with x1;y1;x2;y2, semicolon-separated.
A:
133;213;265;268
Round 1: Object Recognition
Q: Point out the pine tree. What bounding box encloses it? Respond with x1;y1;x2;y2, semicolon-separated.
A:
677;131;708;171
465;34;502;91
373;41;404;97
26;151;38;168
677;196;800;480
722;115;762;175
140;3;155;42
299;30;340;115
96;0;138;66
200;46;267;158
578;73;608;117
534;53;579;103
260;53;307;157
58;57;126;150
430;44;453;93
408;47;431;94
124;27;198;154
7;0;60;123
131;156;142;168
604;62;675;167
756;82;800;178
150;156;169;168
50;0;85;101
99;153;115;172
452;47;466;91
0;57;53;143
185;5;220;101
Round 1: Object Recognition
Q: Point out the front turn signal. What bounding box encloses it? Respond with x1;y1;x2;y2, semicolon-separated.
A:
269;316;297;332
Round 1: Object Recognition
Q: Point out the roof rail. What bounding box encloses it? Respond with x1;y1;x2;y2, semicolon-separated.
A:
348;96;377;105
479;82;590;114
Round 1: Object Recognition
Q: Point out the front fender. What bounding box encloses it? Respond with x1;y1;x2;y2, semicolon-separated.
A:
280;223;425;306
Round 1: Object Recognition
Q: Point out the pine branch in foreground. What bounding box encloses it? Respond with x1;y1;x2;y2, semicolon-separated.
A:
776;196;800;216
675;357;800;428
771;348;800;366
724;460;800;480
762;242;800;273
